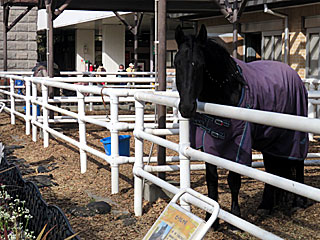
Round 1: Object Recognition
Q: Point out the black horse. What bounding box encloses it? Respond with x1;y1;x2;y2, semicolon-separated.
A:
174;25;309;228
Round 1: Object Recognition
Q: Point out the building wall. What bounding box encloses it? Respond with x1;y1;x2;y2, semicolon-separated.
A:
102;25;125;72
0;7;38;71
75;29;95;72
200;3;320;79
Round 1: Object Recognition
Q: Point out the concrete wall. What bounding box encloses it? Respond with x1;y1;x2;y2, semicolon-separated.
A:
102;24;125;72
0;7;38;71
75;29;95;72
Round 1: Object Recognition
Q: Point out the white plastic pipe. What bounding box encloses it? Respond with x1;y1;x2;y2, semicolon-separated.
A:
184;146;320;202
264;4;289;64
144;128;179;135
110;95;120;194
25;79;31;135
77;90;87;174
144;164;205;172
134;99;145;216
133;167;282;240
32;82;38;142
41;83;49;148
179;115;191;211
10;78;15;125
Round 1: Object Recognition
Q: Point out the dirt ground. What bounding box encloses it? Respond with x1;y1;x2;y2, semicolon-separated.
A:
0;110;320;240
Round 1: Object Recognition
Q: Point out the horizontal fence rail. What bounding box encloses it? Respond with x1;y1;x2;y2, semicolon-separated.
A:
134;91;320;239
0;73;179;194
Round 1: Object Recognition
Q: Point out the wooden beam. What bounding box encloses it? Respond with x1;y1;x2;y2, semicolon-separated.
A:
7;6;33;31
54;0;73;19
113;11;134;34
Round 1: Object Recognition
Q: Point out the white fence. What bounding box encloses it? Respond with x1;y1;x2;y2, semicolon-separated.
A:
1;72;320;238
0;73;178;194
133;91;320;240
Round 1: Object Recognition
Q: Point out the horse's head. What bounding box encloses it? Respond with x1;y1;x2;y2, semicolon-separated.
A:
174;24;207;118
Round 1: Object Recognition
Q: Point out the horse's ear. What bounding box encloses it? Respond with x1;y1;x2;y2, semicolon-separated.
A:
197;24;207;45
175;25;185;47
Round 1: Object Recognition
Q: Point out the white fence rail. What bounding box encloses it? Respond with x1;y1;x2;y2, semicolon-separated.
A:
133;91;320;239
0;73;178;194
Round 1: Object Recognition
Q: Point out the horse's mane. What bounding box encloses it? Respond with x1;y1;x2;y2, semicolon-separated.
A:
200;38;246;105
205;39;243;83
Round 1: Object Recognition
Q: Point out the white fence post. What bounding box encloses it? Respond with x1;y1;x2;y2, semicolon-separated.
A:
42;83;49;148
25;78;31;135
77;90;87;173
308;82;316;141
134;99;145;216
32;81;37;142
89;82;93;111
110;94;120;194
308;101;316;141
179;115;191;211
10;78;15;125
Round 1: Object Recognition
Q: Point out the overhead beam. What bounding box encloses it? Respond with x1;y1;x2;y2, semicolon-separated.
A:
113;11;134;34
238;0;248;18
7;6;33;31
54;0;73;19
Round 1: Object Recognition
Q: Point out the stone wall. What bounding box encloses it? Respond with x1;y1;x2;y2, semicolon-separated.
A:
0;7;38;71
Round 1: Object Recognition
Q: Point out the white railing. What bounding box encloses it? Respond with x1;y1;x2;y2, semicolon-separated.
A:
0;73;179;194
133;91;320;239
303;78;320;140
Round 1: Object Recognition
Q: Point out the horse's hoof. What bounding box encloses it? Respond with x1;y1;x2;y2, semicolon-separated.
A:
293;196;313;210
228;224;242;233
256;208;271;216
258;201;273;212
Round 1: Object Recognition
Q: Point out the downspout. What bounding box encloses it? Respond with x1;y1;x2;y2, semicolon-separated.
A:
264;4;289;64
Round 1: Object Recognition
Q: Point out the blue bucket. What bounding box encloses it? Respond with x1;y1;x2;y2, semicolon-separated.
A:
100;135;131;156
15;80;24;95
23;105;41;116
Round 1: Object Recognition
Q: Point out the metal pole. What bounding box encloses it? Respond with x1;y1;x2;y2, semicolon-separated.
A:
46;1;54;78
157;0;167;180
134;12;139;68
150;18;154;72
232;1;239;58
46;1;55;121
3;4;9;72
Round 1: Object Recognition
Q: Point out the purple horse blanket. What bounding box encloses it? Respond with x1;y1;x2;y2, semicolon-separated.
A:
190;59;309;166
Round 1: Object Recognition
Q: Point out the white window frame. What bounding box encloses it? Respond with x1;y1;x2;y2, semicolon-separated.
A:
262;31;283;61
306;27;320;78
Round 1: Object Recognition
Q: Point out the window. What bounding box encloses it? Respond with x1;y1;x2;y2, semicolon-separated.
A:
262;31;283;62
166;51;177;68
306;28;320;78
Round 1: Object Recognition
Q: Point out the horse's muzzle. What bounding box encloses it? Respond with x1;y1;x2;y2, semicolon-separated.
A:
179;101;197;118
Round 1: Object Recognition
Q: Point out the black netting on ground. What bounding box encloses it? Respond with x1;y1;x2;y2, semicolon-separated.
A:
0;151;80;240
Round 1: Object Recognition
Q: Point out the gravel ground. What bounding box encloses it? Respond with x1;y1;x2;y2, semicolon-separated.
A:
0;111;319;240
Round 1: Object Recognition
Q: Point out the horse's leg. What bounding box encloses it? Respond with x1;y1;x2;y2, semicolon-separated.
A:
293;160;308;208
259;153;293;211
205;162;219;230
54;87;62;116
258;153;277;211
227;171;241;217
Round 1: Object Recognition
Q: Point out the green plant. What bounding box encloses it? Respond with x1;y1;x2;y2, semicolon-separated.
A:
0;185;35;240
